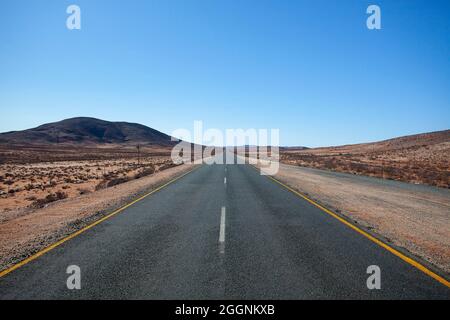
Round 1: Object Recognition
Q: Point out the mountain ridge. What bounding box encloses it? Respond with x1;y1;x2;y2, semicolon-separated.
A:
0;117;178;147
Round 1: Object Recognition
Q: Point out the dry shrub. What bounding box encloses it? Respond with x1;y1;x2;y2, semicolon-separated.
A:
133;167;155;179
106;177;130;187
158;162;178;171
95;180;108;191
77;188;91;195
24;183;35;191
95;177;130;190
47;181;57;187
64;177;75;183
31;191;68;208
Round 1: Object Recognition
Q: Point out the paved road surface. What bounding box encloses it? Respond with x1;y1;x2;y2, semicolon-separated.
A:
0;164;449;299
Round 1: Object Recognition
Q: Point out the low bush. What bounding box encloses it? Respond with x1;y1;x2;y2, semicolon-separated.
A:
95;177;130;190
106;177;130;187
158;162;178;171
133;167;155;179
77;188;91;195
31;191;68;208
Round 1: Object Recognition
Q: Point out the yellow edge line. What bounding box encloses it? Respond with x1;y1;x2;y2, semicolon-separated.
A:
254;165;450;289
0;165;200;279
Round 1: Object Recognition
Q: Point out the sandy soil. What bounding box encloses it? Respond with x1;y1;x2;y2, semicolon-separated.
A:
258;162;450;274
0;143;172;164
0;163;197;272
0;156;175;214
281;131;450;188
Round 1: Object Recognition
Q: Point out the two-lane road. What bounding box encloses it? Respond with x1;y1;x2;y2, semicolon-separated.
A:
0;164;449;299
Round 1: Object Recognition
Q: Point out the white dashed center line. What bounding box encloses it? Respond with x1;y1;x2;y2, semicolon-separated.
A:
219;206;226;253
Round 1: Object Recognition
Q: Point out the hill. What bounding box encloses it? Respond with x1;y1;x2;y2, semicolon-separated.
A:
281;130;450;188
0;117;177;147
296;130;450;155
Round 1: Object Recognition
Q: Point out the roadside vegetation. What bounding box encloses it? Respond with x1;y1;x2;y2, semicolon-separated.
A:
0;155;179;213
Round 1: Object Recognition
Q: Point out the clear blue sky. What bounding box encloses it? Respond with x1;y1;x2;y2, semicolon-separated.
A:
1;0;449;147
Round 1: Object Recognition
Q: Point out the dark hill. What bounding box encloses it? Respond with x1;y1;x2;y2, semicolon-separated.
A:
0;117;178;146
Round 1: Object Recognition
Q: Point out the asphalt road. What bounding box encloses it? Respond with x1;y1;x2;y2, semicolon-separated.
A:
0;163;449;299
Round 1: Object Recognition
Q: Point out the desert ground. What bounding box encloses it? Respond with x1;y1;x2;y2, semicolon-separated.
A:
0;145;179;212
0;153;175;215
280;130;450;188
